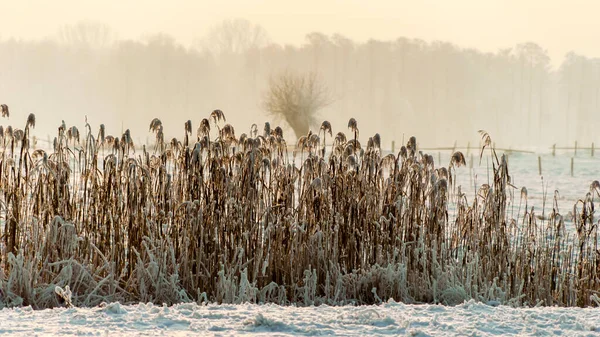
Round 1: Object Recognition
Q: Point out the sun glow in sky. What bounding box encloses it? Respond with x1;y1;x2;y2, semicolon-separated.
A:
1;0;599;65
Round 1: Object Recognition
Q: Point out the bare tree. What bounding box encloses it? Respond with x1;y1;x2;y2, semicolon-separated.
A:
58;21;115;49
197;19;270;56
263;71;331;139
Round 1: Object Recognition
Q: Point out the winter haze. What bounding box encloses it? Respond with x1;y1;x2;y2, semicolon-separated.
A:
1;0;599;148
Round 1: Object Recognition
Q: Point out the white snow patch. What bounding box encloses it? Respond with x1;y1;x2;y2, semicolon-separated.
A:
0;301;598;336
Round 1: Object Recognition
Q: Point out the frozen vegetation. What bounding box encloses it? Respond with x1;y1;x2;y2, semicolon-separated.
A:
0;111;598;311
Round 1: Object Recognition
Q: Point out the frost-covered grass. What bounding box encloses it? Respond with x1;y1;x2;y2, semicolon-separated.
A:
0;112;598;309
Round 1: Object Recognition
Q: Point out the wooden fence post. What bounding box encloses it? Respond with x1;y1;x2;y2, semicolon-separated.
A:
571;157;574;177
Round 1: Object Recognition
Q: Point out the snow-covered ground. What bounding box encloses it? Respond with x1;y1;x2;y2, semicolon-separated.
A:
1;300;599;336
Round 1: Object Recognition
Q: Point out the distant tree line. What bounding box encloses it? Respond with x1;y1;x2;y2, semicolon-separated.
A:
0;19;598;147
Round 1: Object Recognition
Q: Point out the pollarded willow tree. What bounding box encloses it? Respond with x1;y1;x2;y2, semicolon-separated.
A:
263;71;331;139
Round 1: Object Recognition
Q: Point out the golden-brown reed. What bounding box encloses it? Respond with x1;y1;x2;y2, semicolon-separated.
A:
0;112;598;308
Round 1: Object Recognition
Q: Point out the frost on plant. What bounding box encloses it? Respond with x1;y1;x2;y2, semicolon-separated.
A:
0;115;598;308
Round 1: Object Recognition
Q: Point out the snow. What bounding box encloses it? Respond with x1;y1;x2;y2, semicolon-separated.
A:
0;300;598;336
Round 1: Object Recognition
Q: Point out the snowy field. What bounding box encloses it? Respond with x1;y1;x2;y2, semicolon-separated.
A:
454;151;598;208
451;151;600;231
1;151;599;336
1;300;599;336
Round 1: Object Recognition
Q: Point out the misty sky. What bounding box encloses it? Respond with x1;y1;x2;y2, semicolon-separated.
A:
1;0;599;66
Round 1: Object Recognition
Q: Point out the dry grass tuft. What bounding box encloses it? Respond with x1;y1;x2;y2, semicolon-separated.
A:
0;118;597;309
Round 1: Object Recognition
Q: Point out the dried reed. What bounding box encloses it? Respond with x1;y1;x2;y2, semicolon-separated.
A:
0;111;597;308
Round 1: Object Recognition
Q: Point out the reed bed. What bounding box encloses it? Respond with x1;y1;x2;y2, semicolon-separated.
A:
0;111;598;309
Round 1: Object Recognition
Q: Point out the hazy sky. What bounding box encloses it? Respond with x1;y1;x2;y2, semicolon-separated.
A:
1;0;599;65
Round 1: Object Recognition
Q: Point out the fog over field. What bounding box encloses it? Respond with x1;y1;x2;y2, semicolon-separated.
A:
1;0;599;148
